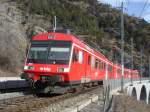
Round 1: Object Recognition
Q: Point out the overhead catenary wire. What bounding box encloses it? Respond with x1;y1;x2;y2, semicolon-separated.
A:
139;0;149;18
115;0;129;13
145;2;150;12
126;0;130;13
116;0;120;8
122;0;130;13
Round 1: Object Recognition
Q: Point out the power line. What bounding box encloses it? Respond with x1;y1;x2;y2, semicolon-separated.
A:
126;0;130;13
128;0;130;6
123;0;130;13
117;0;129;13
139;0;149;18
114;0;119;8
143;3;150;15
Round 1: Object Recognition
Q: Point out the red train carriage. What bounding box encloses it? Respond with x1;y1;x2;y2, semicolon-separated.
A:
22;32;139;94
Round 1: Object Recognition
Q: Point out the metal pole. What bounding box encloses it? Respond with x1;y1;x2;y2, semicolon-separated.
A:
140;46;143;83
149;53;150;82
131;38;134;84
121;2;124;92
53;16;57;32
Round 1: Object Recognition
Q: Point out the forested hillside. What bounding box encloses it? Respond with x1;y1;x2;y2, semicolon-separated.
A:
0;0;150;76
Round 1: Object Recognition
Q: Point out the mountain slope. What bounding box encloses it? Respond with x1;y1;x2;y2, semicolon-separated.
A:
0;0;150;76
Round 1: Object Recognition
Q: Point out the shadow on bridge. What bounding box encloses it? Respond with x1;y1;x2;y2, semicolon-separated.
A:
140;85;147;101
131;87;137;99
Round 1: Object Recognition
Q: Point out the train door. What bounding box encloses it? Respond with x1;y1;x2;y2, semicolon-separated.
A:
71;47;85;83
84;53;91;83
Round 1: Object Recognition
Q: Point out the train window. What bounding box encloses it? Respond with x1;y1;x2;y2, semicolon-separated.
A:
46;41;71;64
104;63;106;70
103;62;105;70
91;56;95;68
78;51;83;64
118;70;120;74
95;59;99;69
102;63;104;69
72;49;78;62
99;61;103;70
27;47;47;63
108;66;112;72
117;70;119;74
118;69;121;74
111;66;112;72
99;61;101;70
102;62;104;70
88;56;91;65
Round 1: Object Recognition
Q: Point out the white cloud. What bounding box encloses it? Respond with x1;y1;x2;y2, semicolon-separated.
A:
143;14;150;22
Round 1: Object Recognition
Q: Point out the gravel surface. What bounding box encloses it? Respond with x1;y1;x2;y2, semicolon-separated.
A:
79;94;150;112
0;92;25;100
34;87;104;112
0;86;104;112
112;95;150;112
79;99;104;112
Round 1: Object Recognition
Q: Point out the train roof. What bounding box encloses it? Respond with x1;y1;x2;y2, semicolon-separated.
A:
32;32;73;41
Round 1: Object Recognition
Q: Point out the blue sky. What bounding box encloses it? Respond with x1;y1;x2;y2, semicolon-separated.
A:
99;0;150;22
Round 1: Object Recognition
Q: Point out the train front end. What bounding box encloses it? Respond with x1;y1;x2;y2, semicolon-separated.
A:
22;33;73;94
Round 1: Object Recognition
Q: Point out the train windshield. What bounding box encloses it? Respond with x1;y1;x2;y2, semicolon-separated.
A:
27;47;48;63
27;41;71;64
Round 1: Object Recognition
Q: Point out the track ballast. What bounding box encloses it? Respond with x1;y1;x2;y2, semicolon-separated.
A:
0;85;104;112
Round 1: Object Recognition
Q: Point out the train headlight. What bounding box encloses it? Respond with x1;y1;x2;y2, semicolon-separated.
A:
57;68;69;72
57;68;64;72
28;66;34;70
24;66;34;70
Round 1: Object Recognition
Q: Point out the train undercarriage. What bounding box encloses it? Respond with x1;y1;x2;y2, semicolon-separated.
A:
23;75;103;95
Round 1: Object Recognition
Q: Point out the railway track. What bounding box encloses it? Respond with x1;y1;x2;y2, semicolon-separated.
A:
0;85;104;112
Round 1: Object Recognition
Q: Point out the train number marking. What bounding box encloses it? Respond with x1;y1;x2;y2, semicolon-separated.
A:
40;67;51;72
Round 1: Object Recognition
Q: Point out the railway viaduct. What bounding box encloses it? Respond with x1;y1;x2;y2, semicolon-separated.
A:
127;80;150;104
103;78;150;105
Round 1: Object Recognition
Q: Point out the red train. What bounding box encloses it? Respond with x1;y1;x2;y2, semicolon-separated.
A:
22;32;139;94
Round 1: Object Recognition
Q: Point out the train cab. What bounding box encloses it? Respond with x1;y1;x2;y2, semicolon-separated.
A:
22;32;106;93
